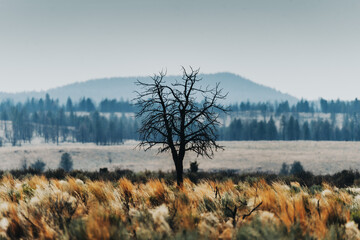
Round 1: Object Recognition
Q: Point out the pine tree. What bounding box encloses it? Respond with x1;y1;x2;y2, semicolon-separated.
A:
59;152;73;172
266;116;277;140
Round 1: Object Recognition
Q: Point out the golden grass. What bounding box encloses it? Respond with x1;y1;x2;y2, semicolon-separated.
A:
0;176;359;239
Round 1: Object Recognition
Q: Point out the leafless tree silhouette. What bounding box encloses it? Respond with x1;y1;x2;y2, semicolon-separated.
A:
134;67;228;185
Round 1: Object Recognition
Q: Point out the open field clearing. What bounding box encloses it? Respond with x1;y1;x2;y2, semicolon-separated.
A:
0;141;359;174
0;175;360;239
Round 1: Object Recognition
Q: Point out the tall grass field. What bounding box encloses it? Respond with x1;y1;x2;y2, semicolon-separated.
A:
0;174;360;239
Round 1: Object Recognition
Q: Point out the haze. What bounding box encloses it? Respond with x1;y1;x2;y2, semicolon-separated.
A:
0;0;359;100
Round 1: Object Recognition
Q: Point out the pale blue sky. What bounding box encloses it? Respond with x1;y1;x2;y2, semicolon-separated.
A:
0;0;360;100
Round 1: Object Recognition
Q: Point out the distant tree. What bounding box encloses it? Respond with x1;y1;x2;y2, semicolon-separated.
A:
190;161;199;173
55;108;66;144
92;111;106;145
294;118;300;140
287;116;295;140
38;98;44;112
59;152;73;172
30;159;46;172
10;106;33;146
227;119;242;140
280;115;287;140
320;98;328;113
135;67;228;185
66;97;73;112
78;97;87;111
279;162;289;175
290;161;305;175
266;116;277;140
256;120;266;140
334;126;342;140
296;99;312;113
302;122;311;140
45;93;52;111
320;120;332;140
20;157;27;170
86;98;96;112
240;101;250;111
1;110;8;121
286;116;300;140
276;101;290;115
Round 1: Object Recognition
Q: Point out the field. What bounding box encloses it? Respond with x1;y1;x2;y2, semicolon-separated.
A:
1;175;360;239
1;141;360;175
1;140;360;239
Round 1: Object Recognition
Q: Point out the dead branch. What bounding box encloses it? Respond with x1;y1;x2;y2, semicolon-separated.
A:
242;201;263;220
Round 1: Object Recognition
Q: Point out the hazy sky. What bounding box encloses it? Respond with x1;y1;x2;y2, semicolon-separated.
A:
1;0;360;100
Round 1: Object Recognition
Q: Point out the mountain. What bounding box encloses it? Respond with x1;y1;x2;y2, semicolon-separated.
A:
0;73;298;104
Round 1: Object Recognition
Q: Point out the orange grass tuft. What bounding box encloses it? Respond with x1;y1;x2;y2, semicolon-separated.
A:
0;176;358;239
146;179;167;206
118;177;134;200
88;181;114;204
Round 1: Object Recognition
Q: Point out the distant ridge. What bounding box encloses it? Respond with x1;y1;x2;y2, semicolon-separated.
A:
0;73;298;104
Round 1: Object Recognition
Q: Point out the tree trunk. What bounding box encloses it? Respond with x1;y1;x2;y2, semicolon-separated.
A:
175;159;183;186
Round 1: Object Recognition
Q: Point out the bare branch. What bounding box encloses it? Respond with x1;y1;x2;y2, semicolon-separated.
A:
133;67;229;185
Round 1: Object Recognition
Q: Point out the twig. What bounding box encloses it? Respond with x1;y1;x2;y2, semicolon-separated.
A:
215;186;221;199
239;199;247;206
317;199;321;219
226;205;238;227
242;201;263;220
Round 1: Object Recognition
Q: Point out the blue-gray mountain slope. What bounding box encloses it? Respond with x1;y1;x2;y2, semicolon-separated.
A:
0;73;297;104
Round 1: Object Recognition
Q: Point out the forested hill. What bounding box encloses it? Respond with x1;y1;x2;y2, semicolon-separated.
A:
0;73;297;104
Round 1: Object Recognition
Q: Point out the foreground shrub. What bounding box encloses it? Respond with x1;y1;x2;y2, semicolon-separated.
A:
350;210;360;226
332;170;356;187
235;218;310;240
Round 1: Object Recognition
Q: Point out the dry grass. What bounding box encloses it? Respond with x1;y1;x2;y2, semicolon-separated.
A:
0;141;360;175
0;175;359;239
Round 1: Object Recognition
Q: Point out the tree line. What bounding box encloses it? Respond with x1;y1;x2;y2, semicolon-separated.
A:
0;100;138;146
0;94;135;114
228;99;316;114
2;94;360;145
220;114;360;141
230;98;360;115
4;94;360;115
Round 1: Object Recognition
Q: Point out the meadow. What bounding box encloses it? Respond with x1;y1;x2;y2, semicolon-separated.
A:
0;141;359;239
0;174;360;239
1;141;360;174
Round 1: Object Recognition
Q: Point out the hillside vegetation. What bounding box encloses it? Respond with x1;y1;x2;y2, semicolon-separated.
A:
0;174;359;239
0;73;298;104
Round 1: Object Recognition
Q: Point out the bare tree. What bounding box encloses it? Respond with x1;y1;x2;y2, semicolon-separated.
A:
135;67;228;185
